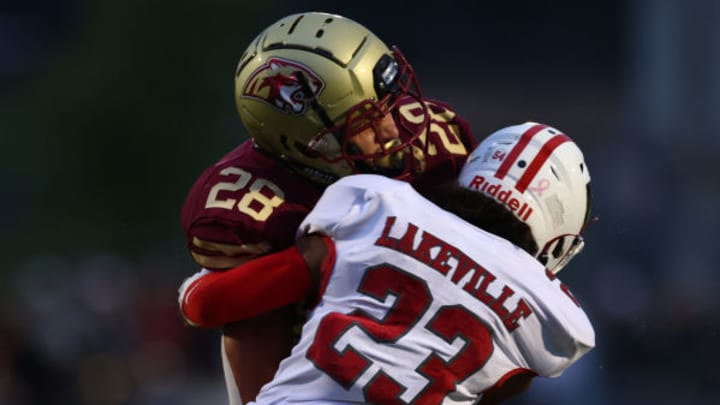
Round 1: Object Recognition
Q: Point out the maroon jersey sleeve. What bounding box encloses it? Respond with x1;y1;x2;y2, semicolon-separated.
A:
181;140;324;270
394;96;479;191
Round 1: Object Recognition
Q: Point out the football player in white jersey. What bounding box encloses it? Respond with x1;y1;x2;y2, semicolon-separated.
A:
180;122;595;404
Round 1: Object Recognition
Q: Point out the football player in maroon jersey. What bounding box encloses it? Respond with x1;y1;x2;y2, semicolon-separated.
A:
179;11;477;403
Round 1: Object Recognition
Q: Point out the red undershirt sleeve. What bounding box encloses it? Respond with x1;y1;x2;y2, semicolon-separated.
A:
180;245;311;328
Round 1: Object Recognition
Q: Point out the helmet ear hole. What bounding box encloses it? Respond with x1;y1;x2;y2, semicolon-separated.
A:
279;134;290;150
552;237;565;259
538;253;549;266
277;134;316;159
550;166;560;180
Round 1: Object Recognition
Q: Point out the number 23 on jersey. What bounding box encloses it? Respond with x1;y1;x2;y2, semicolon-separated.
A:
307;264;493;404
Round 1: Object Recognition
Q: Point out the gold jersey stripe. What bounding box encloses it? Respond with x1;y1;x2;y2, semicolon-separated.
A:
192;237;271;256
191;251;254;270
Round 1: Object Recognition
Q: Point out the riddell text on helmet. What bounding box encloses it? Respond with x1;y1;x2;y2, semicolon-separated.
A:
466;175;533;222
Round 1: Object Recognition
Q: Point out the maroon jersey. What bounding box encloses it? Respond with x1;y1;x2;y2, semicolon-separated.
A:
181;141;325;269
395;97;478;192
181;97;477;270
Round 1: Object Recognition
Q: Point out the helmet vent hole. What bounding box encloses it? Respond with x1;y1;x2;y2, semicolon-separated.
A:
316;29;325;38
279;135;290;151
580;162;585;172
552;238;565;258
551;166;559;180
517;160;527;168
288;15;303;35
325;18;334;23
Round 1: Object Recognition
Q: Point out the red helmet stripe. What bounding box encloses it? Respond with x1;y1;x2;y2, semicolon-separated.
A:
515;133;571;193
494;123;547;180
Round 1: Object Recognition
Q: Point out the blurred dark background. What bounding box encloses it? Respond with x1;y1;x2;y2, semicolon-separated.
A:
1;0;718;404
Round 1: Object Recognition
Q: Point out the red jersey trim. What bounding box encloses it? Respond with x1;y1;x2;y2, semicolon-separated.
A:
515;134;571;193
494;124;547;180
315;235;337;306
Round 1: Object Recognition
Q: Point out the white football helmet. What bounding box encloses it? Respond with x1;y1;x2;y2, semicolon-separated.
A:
458;122;592;273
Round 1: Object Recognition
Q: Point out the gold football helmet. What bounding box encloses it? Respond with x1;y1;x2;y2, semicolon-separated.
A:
235;12;426;184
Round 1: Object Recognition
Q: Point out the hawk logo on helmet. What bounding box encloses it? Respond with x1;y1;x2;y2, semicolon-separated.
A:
241;57;325;115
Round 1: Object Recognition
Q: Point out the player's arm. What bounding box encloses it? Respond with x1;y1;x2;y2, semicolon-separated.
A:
179;235;327;327
177;230;274;326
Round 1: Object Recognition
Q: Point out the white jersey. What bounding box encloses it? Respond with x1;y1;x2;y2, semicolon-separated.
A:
251;175;595;405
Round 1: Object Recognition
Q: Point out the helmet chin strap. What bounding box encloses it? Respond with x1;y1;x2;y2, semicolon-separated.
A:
374;139;407;173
